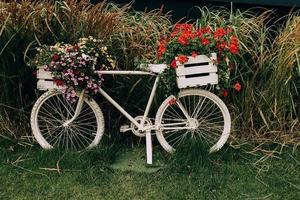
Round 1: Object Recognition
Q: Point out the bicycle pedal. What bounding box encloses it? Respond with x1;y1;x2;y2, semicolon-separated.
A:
120;125;131;133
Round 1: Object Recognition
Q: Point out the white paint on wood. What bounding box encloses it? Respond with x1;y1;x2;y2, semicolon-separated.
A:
176;64;217;76
175;53;219;88
177;73;218;89
176;55;211;66
37;69;53;80
37;80;58;90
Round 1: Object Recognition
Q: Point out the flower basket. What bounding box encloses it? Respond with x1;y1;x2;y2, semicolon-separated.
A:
36;66;57;90
30;36;116;101
156;23;240;95
175;53;218;88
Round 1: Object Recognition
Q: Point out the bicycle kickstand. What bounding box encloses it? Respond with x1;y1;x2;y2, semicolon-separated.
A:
145;130;153;165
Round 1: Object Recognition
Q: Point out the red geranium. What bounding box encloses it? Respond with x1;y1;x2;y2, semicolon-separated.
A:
201;38;210;45
171;23;193;37
178;35;188;45
214;28;226;40
170;60;177;69
177;55;188;64
157;39;167;58
229;44;239;54
229;36;239;54
200;27;211;34
234;82;242;91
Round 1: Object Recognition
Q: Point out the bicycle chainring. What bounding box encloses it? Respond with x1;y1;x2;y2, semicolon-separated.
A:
130;116;152;137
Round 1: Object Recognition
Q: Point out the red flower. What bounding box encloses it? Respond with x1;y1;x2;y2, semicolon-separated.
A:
229;44;239;54
157;39;168;58
220;41;227;49
54;79;65;87
168;98;177;105
230;36;239;45
201;38;210;45
191;51;197;58
214;28;226;40
217;41;227;50
234;82;242;92
177;30;195;46
223;89;228;97
177;55;188;64
200;27;211;34
229;36;239;54
196;30;203;38
178;35;188;45
52;54;59;61
157;46;166;58
171;23;193;37
170;60;177;69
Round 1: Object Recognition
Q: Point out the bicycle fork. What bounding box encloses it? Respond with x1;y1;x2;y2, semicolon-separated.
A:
62;90;85;127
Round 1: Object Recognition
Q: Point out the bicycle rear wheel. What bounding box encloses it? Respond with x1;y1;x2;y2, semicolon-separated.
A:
31;90;104;150
155;89;231;153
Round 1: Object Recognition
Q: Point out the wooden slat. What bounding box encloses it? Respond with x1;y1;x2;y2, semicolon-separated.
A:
37;65;47;69
37;80;58;90
176;73;218;88
37;69;53;80
176;64;217;76
176;55;211;66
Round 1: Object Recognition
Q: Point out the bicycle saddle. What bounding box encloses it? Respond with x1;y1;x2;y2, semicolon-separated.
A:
148;64;168;74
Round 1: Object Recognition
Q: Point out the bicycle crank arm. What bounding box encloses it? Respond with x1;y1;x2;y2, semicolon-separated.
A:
62;90;85;127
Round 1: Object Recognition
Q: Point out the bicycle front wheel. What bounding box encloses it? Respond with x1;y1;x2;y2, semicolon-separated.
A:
31;90;104;150
155;89;231;153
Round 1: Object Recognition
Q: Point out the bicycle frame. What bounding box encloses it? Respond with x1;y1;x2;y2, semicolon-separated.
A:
63;70;192;132
98;70;159;132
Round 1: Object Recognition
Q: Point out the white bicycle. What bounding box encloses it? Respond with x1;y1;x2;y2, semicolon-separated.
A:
30;53;231;164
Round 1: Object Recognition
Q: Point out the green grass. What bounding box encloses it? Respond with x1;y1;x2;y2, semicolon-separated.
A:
0;140;299;200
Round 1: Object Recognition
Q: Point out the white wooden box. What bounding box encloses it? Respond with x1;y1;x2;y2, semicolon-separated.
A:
36;68;58;90
176;53;218;89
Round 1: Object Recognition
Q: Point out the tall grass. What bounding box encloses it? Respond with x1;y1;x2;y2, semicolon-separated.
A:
194;7;300;145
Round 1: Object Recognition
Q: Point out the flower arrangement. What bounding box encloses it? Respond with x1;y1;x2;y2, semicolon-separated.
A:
157;23;241;96
31;36;116;101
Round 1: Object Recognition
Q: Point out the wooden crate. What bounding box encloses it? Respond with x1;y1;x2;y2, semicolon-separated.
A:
36;68;58;90
176;53;218;89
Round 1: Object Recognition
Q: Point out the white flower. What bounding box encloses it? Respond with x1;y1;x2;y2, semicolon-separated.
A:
82;53;91;61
